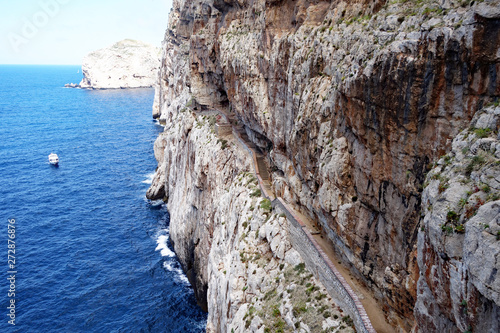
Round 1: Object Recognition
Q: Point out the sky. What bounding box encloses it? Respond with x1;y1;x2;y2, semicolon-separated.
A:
0;0;173;65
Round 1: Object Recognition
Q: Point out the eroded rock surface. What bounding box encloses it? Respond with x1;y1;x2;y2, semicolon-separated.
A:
148;0;500;331
415;106;500;332
79;39;160;89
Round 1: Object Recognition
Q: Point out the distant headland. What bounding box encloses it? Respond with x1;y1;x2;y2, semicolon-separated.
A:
66;39;160;89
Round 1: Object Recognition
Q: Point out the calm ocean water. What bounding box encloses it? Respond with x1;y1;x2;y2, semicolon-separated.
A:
0;65;206;332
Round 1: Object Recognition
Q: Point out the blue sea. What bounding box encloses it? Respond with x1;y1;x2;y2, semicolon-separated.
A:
0;65;207;332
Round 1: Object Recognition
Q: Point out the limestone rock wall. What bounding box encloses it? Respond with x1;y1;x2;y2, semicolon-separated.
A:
415;106;500;332
148;0;500;331
79;39;160;89
149;107;356;332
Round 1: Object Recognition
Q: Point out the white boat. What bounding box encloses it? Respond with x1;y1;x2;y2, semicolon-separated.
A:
48;153;59;165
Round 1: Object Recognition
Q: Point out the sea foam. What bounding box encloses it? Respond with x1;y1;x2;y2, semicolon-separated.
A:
155;232;175;257
142;172;155;184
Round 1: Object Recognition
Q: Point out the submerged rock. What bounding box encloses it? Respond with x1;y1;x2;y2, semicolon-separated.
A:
79;39;160;89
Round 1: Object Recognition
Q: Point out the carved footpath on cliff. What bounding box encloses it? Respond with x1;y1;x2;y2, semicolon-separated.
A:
216;107;379;332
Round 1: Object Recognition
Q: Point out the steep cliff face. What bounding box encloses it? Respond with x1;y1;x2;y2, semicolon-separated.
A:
148;107;356;332
149;0;500;331
415;106;500;332
79;39;160;89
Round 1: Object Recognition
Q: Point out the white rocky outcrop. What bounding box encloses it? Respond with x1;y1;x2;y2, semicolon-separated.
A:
79;39;160;89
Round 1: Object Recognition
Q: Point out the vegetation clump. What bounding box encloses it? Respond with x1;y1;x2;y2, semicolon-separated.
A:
250;188;262;197
473;127;492;138
446;210;459;223
260;198;272;212
217;138;228;150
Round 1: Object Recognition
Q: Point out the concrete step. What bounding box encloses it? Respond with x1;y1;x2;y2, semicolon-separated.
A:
256;158;269;180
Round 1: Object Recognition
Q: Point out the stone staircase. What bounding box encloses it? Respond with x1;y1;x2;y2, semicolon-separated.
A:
218;109;275;200
210;107;381;333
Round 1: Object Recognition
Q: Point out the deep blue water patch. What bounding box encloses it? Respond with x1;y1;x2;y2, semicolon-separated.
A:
0;65;206;332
